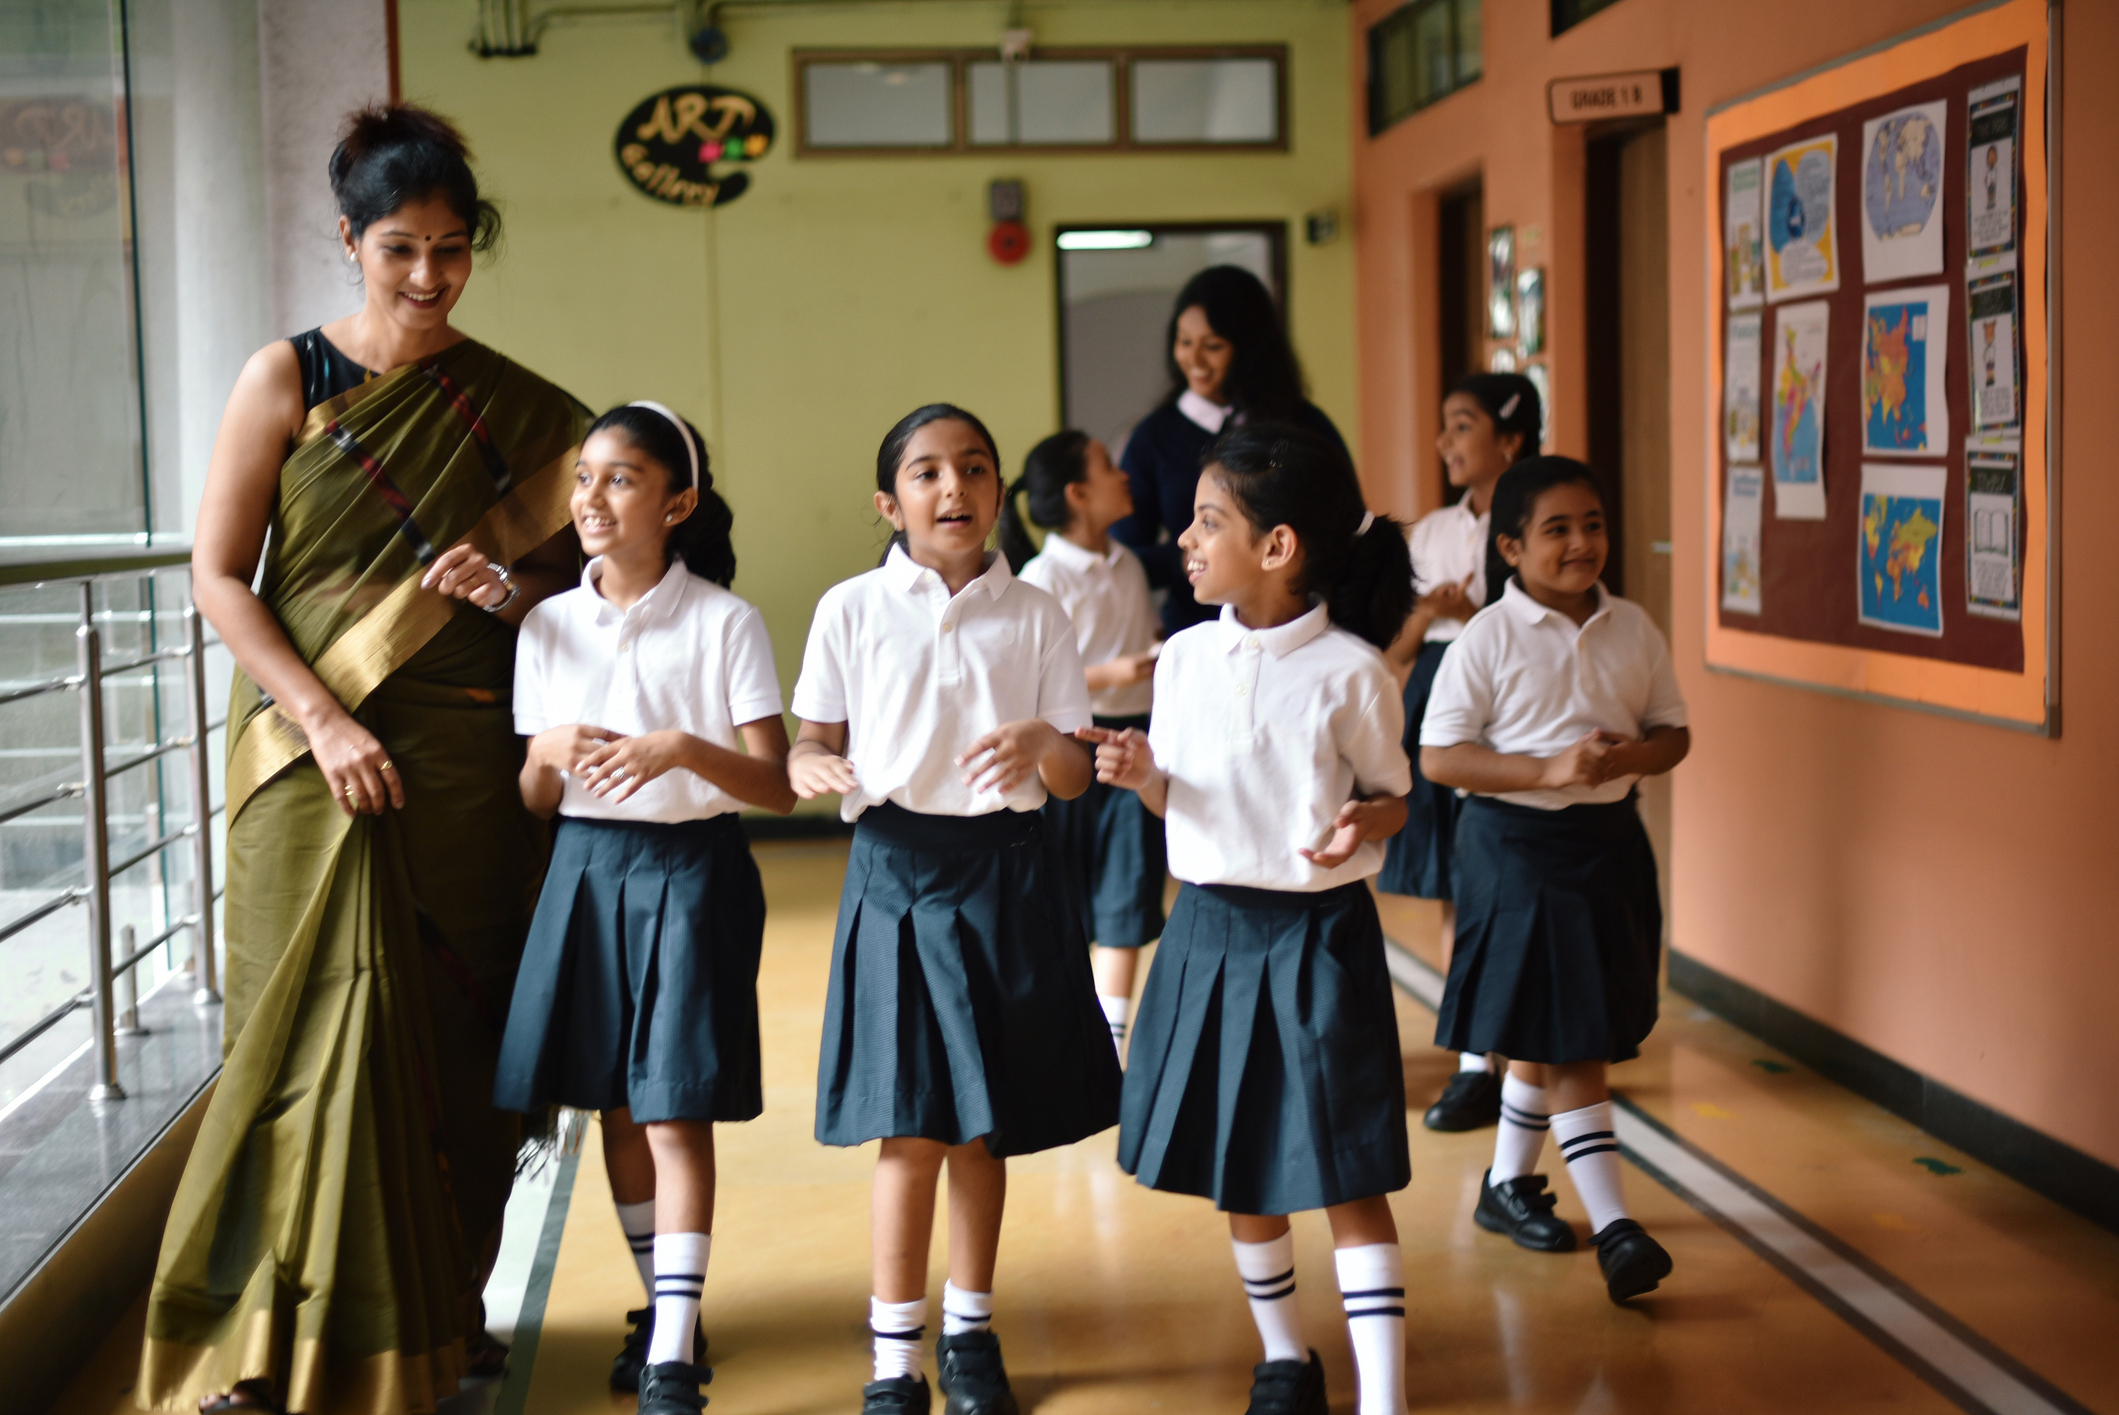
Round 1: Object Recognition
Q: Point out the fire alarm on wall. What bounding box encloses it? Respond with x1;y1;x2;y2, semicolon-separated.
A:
988;179;1028;264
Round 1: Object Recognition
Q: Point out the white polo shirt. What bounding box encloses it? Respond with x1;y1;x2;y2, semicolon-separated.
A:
1406;499;1489;644
514;557;786;823
1149;604;1411;893
1420;579;1688;810
791;545;1092;821
1017;533;1159;718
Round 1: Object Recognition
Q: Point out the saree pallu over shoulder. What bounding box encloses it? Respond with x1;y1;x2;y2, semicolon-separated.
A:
139;341;587;1414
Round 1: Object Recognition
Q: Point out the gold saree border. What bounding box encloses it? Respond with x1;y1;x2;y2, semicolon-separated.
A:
296;372;398;449
223;440;578;824
138;1325;469;1415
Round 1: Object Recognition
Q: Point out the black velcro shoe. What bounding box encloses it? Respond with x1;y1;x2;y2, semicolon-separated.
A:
1473;1170;1578;1252
639;1358;713;1414
862;1375;933;1413
612;1308;709;1391
935;1331;1019;1415
1423;1067;1502;1131
1243;1349;1327;1415
1593;1218;1673;1303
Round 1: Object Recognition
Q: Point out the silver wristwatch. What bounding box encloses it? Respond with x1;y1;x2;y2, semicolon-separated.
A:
482;561;521;614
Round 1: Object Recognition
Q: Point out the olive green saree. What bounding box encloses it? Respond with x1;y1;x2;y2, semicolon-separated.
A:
139;340;587;1414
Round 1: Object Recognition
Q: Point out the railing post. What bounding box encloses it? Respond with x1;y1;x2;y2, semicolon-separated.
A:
182;591;221;1006
115;923;147;1036
78;584;124;1102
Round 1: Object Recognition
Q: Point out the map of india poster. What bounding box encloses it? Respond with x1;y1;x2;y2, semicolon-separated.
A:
1771;301;1829;519
1862;285;1950;457
1858;462;1947;636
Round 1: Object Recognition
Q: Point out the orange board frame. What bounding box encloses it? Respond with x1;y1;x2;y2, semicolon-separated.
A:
1702;0;2054;731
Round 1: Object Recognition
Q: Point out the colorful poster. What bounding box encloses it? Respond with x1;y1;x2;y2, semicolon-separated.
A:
1766;134;1840;301
1967;75;2021;268
1967;270;2020;433
1966;447;2021;620
1725;312;1763;464
1858;462;1946;636
1771;301;1829;519
1516;267;1545;359
1726;158;1765;310
1488;226;1516;340
1860;101;1946;283
1722;465;1764;615
1861;285;1949;457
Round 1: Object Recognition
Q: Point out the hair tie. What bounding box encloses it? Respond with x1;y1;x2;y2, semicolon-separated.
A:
1497;392;1521;422
626;400;700;489
1357;510;1376;535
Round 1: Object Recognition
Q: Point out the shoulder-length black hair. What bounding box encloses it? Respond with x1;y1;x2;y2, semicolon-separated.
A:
1203;422;1412;650
1164;265;1308;423
586;404;735;586
997;430;1090;572
873;402;1002;563
1483;455;1606;602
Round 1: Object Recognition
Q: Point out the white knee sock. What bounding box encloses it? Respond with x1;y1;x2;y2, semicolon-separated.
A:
870;1296;928;1382
1335;1244;1406;1415
1551;1101;1629;1234
1231;1232;1307;1365
615;1199;656;1296
1099;993;1131;1045
941;1279;993;1336
1459;1051;1492;1073
647;1232;710;1366
1489;1075;1550;1184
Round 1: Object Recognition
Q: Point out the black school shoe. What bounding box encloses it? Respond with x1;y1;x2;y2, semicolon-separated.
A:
1474;1170;1579;1252
1243;1350;1327;1415
862;1375;933;1413
936;1331;1019;1415
1594;1218;1674;1302
638;1359;713;1413
611;1307;708;1391
1423;1067;1502;1131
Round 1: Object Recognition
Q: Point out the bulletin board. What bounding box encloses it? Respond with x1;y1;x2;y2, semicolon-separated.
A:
1703;0;2052;730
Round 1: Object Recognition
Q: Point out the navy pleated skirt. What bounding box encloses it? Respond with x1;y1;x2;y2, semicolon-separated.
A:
1118;881;1411;1215
1375;640;1459;900
1041;713;1167;948
813;803;1122;1158
1435;794;1662;1064
494;813;765;1124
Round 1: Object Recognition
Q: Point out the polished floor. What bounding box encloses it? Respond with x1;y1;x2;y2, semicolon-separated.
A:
55;841;2119;1414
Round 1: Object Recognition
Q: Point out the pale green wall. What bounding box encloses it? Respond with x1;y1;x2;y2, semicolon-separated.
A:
401;0;1355;774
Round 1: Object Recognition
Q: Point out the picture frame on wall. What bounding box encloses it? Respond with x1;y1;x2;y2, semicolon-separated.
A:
1516;267;1546;360
1487;225;1515;340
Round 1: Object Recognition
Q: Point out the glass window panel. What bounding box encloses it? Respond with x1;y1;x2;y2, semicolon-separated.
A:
803;61;953;147
1455;0;1483;84
1368;0;1479;134
1130;58;1279;145
1413;1;1453;110
968;60;1115;146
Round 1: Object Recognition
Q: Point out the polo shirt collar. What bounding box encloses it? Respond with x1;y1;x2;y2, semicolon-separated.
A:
1037;532;1120;571
583;555;691;624
884;543;1014;600
1218;601;1330;658
1177;389;1235;434
1499;576;1608;627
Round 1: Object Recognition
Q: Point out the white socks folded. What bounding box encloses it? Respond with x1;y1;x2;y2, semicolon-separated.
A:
1459;1051;1492;1073
1552;1100;1630;1234
615;1199;656;1295
648;1232;710;1366
941;1280;994;1336
1231;1232;1306;1364
1099;994;1131;1046
1490;1074;1551;1184
1335;1243;1407;1415
870;1296;927;1382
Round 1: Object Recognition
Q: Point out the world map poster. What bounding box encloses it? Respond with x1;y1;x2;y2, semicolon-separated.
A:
1859;100;1947;282
1862;285;1950;457
1771;300;1829;519
1858;462;1947;636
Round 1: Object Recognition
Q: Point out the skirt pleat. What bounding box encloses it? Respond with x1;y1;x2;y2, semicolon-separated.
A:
1435;794;1662;1064
1376;640;1459;900
1119;881;1410;1214
493;814;765;1124
1042;713;1167;948
814;804;1122;1157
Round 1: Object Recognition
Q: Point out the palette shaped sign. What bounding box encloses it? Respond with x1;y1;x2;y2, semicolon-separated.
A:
616;85;774;208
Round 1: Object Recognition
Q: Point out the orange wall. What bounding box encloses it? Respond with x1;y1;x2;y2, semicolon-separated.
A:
1350;0;2119;1170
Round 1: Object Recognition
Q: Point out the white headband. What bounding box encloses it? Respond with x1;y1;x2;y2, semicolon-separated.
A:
1357;510;1376;535
626;400;699;489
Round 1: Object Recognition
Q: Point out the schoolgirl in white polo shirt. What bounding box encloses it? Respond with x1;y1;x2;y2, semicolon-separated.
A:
494;403;796;1413
1420;455;1690;1305
1092;423;1415;1415
999;430;1165;1051
788;404;1120;1415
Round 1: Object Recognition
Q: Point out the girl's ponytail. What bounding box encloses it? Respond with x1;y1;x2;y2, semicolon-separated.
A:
584;403;737;586
997;476;1040;573
1203;423;1413;650
997;430;1091;573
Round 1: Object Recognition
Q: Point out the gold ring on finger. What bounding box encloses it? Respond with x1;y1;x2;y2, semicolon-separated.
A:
379;761;395;773
344;785;359;802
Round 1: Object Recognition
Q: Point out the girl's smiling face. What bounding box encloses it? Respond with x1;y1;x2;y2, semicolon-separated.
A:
1436;391;1524;492
571;427;695;567
1177;467;1297;607
876;418;1001;561
1498;480;1608;602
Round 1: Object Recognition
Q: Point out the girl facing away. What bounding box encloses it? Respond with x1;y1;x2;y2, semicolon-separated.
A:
1380;372;1545;1135
1092;424;1416;1415
999;431;1166;1053
787;405;1123;1415
1420;456;1690;1304
492;403;797;1414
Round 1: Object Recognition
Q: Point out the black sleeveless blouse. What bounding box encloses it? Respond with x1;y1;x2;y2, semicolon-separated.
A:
287;328;373;412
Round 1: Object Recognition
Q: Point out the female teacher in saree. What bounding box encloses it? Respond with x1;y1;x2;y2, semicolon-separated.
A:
139;104;589;1414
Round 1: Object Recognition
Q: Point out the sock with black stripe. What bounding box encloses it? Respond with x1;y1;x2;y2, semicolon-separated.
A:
1490;1074;1550;1183
1231;1232;1306;1365
647;1232;710;1365
870;1296;927;1382
941;1279;993;1336
1335;1243;1406;1415
1099;994;1130;1046
615;1199;655;1296
1552;1100;1629;1233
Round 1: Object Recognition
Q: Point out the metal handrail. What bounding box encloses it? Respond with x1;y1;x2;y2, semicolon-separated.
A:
0;554;223;1103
